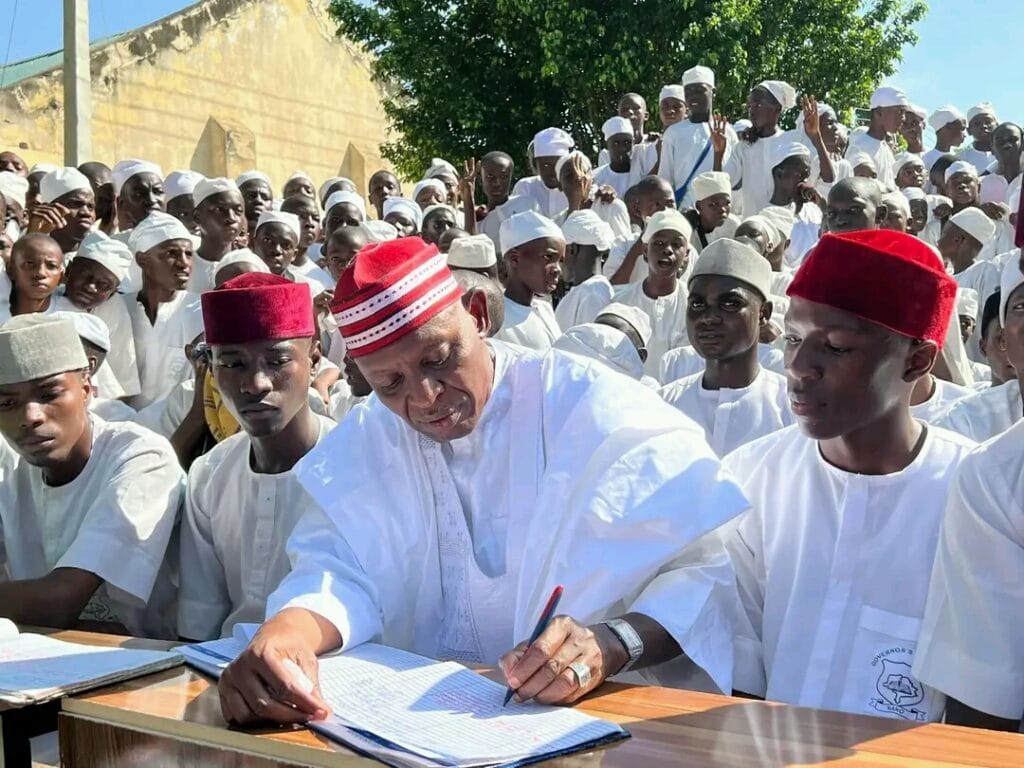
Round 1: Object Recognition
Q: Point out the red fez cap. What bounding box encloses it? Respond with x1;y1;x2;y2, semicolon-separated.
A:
787;230;956;346
202;272;314;344
330;237;462;358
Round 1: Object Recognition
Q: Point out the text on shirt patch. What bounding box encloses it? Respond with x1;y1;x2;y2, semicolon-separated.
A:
870;649;926;721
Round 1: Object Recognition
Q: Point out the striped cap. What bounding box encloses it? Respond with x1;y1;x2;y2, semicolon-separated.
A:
330;237;462;358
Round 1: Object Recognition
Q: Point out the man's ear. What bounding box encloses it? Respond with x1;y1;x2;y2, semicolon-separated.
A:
86;353;99;375
464;288;491;337
308;337;323;368
760;300;774;327
637;347;648;364
904;339;939;383
874;202;889;227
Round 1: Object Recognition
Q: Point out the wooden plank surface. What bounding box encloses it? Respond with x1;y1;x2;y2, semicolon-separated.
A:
63;662;1024;767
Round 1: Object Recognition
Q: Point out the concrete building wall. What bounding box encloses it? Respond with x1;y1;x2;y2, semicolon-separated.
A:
0;0;391;195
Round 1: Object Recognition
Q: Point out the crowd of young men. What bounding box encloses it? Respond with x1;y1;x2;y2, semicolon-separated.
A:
1;65;1023;734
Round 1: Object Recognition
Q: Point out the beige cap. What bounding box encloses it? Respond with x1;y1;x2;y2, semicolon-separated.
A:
0;316;89;385
688;238;772;300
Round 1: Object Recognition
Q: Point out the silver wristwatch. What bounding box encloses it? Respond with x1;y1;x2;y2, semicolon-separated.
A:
601;618;644;675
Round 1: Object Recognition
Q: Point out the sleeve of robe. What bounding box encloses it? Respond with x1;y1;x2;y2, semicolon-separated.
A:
913;427;1024;720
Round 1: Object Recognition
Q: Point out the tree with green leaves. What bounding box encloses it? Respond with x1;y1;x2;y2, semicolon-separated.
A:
330;0;926;178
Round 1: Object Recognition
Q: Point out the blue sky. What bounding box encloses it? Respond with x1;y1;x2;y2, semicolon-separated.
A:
4;1;1022;129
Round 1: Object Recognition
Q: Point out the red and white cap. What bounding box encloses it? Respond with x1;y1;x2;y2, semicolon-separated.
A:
330;237;462;358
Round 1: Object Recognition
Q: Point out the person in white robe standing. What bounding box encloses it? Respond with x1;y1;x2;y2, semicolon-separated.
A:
179;274;337;641
613;209;693;377
125;212;204;410
959;103;999;173
111;159;165;293
216;236;750;726
189;178;246;294
940;206;997;359
660;239;793;456
512;128;573;218
592;117;651;199
0;315;182;638
492;211;564;350
720;229;976;722
922;107;967;178
554;210;615;331
659;65;736;210
845;86;908;188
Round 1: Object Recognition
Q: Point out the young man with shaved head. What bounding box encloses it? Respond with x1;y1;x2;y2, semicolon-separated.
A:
721;229;975;722
217;236;750;726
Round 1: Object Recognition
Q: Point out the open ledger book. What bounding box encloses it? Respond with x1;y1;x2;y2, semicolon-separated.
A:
180;637;629;768
0;619;182;707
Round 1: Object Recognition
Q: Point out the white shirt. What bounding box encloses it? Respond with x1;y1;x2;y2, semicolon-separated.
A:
0;416;183;639
953;260;1000;360
913;418;1024;720
88;295;141;398
909;376;974;423
934;379;1022;441
660;344;786;384
493;295;560;350
690;215;740;254
91;396;138;422
722;424;976;720
269;341;750;691
125;291;203;409
478;195;539;253
592;163;646;200
660;368;794;457
614;281;689;377
187;257;220;294
603;233;648;284
847;132;897;188
288;262;333;296
0;293;75;326
511;177;568;219
957;146;993;175
178;414;336;640
660;120;737;210
554;276;615;331
134;378;194;439
724;129;808;216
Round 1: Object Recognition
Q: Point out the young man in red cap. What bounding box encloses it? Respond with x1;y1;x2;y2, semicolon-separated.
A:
721;229;976;722
178;273;335;641
218;236;751;726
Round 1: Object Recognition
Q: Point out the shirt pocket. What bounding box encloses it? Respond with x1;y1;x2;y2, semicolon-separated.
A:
842;605;943;722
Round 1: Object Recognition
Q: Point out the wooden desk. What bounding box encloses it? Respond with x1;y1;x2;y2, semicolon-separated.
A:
60;664;1024;768
0;628;176;768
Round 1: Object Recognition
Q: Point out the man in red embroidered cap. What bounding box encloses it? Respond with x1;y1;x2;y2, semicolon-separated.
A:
719;229;977;722
218;236;751;725
177;274;336;641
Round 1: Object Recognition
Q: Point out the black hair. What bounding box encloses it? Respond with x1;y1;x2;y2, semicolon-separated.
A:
981;289;1002;338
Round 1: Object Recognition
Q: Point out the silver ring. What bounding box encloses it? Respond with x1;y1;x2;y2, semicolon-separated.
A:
568;660;592;689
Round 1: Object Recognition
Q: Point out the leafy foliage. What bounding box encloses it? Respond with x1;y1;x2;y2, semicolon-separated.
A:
330;0;927;177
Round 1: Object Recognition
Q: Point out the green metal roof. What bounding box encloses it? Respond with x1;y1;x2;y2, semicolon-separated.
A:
0;33;126;90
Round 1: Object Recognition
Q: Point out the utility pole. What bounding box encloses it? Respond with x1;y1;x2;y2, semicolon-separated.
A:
63;0;92;164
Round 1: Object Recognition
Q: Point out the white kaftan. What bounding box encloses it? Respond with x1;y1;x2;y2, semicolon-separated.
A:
659;369;794;457
613;280;688;377
493;295;561;351
934;378;1021;441
722;425;976;720
178;414;336;640
913;418;1024;720
0;417;183;638
125;291;203;409
554;276;615;331
269;342;750;692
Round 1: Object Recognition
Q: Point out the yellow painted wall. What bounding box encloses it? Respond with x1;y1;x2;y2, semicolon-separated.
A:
0;0;391;196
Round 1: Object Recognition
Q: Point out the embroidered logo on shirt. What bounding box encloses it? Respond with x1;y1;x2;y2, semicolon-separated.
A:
869;656;926;721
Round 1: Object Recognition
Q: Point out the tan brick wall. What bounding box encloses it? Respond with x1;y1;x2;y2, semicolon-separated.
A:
0;0;391;196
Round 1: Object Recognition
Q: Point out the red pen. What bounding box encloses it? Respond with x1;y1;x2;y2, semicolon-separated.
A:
503;584;564;706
